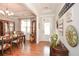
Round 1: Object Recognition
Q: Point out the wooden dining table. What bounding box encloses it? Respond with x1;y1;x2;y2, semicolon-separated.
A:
0;34;25;43
0;34;26;55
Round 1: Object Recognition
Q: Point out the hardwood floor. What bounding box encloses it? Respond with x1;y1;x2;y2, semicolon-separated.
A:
0;40;50;56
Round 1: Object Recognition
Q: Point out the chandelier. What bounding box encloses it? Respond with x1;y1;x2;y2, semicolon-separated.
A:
0;8;14;16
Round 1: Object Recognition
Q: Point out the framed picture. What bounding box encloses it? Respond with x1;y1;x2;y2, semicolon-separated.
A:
58;3;74;18
58;19;64;36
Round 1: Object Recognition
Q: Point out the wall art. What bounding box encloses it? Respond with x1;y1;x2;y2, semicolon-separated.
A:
58;3;75;18
65;25;78;47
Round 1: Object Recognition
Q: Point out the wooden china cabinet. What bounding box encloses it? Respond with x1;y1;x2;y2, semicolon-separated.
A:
0;20;15;36
30;20;36;43
0;21;4;36
0;20;17;55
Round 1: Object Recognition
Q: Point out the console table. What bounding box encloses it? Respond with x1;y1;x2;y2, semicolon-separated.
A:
50;43;69;56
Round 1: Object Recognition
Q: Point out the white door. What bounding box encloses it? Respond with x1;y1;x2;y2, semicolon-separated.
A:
44;22;51;42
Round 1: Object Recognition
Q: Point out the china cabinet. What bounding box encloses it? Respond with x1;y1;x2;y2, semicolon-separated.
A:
0;21;4;36
30;20;36;43
9;22;15;32
0;20;15;36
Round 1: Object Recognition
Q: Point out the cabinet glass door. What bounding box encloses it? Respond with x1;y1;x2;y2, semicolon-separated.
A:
4;22;8;33
9;22;14;32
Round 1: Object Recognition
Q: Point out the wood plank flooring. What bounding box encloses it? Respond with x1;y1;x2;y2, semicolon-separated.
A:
0;41;50;56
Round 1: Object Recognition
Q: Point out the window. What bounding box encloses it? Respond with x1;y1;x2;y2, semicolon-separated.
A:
21;20;27;35
26;20;30;33
21;19;30;35
44;23;50;35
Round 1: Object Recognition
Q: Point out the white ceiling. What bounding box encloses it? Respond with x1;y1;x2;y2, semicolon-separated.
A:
0;3;63;19
25;3;63;15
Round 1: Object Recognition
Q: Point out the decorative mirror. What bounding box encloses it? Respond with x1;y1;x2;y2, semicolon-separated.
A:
65;25;78;47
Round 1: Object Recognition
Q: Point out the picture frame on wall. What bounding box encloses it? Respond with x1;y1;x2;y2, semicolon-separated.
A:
66;9;73;23
58;3;75;18
58;19;64;36
56;20;58;29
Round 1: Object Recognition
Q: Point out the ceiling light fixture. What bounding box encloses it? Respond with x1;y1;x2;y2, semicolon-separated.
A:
0;9;14;16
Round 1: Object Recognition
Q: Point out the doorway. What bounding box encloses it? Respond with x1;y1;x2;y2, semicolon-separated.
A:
44;22;51;42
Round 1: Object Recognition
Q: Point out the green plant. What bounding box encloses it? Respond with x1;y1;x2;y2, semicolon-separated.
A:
51;33;58;48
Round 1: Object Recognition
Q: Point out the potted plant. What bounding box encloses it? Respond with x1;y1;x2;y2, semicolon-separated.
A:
51;33;58;48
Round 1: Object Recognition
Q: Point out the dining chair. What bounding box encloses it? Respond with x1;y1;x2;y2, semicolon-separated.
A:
0;36;12;55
